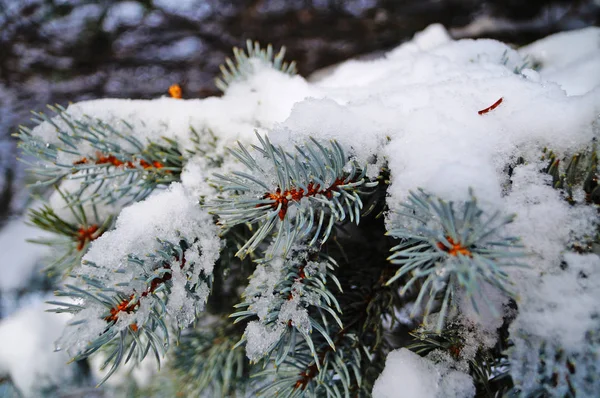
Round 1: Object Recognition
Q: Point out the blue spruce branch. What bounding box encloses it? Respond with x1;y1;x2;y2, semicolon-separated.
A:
387;189;526;332
231;246;343;369
215;40;298;92
17;105;187;205
253;332;364;397
48;238;212;385
509;327;600;397
210;133;378;258
27;188;114;277
171;320;251;397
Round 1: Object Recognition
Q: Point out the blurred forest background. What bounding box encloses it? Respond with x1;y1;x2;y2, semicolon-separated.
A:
0;0;598;303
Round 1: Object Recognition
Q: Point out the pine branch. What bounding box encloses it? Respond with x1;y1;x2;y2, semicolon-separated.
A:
16;105;189;205
408;319;512;397
387;189;525;332
253;333;364;398
231;246;343;369
209;133;378;258
171;320;251;397
252;216;402;397
48;238;213;385
205;224;257;314
500;49;533;75
0;377;21;398
509;326;600;397
541;143;599;205
189;126;222;168
310;189;403;394
215;40;298;92
27;188;114;276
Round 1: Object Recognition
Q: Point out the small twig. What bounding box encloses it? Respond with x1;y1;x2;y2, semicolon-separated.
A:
478;97;503;115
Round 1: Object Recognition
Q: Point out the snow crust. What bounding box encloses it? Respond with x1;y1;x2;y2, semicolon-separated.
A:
508;252;600;395
82;183;216;272
511;252;600;350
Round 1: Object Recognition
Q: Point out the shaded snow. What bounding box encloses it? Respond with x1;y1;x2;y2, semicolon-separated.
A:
520;26;600;95
0;218;50;292
0;297;74;397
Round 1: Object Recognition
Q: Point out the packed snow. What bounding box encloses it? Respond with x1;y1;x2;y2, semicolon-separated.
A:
6;23;600;396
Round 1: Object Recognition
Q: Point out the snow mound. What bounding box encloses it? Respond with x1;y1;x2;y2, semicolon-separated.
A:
372;348;475;398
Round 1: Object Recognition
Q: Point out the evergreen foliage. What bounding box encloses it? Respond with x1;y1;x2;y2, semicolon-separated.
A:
387;189;525;332
27;188;114;277
408;319;513;396
17;104;187;205
172;320;250;397
231;247;343;366
509;327;600;397
210;133;378;257
542;142;599;206
12;39;599;398
541;142;600;255
48;236;213;384
215;40;297;92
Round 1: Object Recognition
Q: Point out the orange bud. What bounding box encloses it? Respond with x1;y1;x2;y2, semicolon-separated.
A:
168;84;182;99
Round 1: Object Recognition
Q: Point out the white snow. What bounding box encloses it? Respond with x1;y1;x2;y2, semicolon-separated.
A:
269;30;600;214
59;183;221;355
511;252;600;351
519;27;600;73
504;164;595;273
245;321;285;363
0;218;50;292
0;297;74;397
82;183;217;274
519;27;600;96
508;252;600;394
14;24;600;396
372;348;475;398
30;69;312;170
